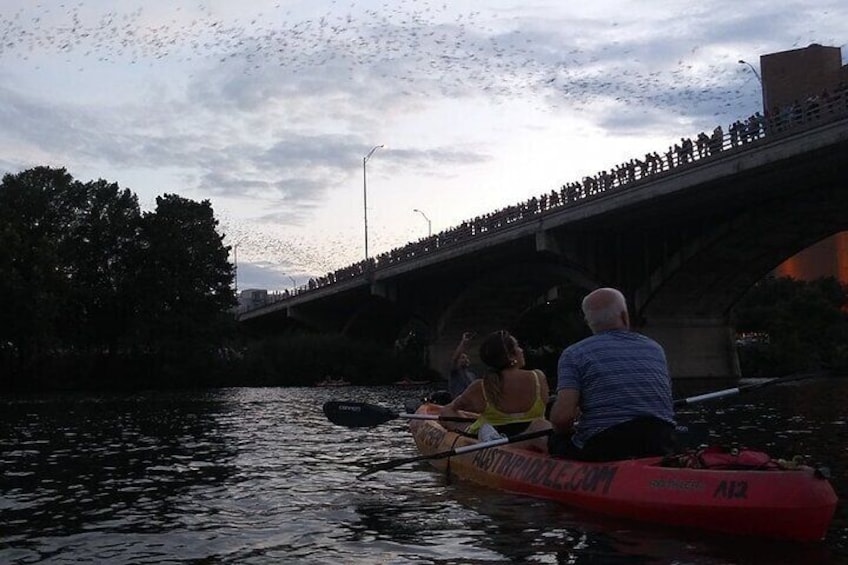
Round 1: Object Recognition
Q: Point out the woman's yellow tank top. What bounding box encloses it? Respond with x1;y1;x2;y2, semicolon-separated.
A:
467;370;546;433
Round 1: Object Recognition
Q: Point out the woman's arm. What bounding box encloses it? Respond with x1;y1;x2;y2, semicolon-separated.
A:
441;379;484;414
437;380;484;431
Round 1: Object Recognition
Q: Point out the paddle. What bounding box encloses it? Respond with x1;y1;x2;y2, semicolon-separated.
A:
672;370;826;408
323;400;476;428
357;428;553;478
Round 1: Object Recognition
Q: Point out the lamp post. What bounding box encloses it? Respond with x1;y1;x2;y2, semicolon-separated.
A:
739;58;767;112
413;208;432;237
738;59;762;86
287;275;296;292
363;144;384;261
232;240;243;294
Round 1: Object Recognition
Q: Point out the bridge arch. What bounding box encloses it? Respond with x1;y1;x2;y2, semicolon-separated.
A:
634;168;847;377
341;294;409;345
428;259;599;375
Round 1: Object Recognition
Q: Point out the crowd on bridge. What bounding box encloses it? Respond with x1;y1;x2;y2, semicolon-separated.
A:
253;83;848;311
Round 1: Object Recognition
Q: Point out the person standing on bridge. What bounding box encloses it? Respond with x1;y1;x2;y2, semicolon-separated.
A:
448;331;479;399
548;287;677;461
440;330;552;451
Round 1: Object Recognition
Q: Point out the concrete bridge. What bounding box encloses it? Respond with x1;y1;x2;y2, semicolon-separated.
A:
240;95;848;378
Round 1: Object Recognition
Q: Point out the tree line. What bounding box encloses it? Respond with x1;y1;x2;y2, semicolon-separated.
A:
0;167;236;390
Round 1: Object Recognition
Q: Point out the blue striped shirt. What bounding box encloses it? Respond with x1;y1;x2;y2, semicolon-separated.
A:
557;329;675;448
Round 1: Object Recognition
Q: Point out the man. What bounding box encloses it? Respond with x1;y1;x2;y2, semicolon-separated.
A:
448;331;478;399
548;288;677;461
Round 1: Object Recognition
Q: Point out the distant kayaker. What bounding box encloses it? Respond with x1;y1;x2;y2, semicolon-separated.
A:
439;330;552;452
548;287;678;461
448;331;479;399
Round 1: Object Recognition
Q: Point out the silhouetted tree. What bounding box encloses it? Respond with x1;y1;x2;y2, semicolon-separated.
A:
57;178;142;360
0;168;236;390
131;194;236;384
0;167;124;384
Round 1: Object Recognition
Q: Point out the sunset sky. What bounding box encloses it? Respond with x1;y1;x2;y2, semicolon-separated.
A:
2;0;846;291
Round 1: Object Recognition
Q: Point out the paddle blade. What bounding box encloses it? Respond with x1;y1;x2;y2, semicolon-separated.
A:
323;401;399;428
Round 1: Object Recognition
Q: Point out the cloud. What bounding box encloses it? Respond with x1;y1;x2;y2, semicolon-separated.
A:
2;0;846;289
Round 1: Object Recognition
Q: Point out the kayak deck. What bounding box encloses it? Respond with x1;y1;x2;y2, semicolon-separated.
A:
410;404;838;542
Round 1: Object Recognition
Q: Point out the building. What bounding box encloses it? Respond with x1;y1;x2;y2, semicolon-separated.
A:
238;288;268;312
760;44;847;112
758;44;848;283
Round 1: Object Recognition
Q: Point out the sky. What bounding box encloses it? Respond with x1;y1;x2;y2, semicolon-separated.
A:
2;1;846;292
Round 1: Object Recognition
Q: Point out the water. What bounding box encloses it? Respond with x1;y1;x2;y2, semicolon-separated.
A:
1;379;846;564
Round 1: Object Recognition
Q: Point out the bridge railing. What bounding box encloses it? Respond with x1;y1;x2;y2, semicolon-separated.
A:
241;85;848;315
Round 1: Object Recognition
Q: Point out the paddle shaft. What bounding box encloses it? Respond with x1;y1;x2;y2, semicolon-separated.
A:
402;413;476;423
672;371;825;408
674;387;742;407
450;428;551;456
359;428;552;477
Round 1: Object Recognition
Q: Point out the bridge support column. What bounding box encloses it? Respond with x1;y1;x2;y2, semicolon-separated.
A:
640;317;740;379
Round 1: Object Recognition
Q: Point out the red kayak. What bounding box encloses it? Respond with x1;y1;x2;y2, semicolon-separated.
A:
409;403;838;542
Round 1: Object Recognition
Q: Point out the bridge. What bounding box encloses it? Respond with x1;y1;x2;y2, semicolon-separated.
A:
239;91;848;378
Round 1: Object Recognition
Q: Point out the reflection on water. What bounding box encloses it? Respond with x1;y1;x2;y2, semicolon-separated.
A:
1;380;846;564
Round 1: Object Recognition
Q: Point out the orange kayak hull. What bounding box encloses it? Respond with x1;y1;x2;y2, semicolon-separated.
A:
410;404;837;542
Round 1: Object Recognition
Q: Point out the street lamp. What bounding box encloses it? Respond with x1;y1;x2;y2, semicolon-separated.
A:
287;274;296;292
232;239;244;294
738;59;762;86
363;144;384;261
413;208;432;237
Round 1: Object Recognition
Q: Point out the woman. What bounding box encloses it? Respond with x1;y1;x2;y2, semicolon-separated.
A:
439;330;551;452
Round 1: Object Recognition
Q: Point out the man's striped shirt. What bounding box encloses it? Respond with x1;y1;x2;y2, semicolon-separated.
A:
557;329;675;448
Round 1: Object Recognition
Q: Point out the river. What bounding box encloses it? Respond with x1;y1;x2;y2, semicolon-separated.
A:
1;377;846;564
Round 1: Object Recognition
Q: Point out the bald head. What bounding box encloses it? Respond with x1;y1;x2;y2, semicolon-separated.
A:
582;287;629;333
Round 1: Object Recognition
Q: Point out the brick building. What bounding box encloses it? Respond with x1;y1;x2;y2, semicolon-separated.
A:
758;44;848;283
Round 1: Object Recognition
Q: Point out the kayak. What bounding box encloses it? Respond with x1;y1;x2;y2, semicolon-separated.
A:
393;378;431;387
409;403;838;542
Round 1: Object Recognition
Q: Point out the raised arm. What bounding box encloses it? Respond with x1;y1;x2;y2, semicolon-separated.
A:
451;331;475;367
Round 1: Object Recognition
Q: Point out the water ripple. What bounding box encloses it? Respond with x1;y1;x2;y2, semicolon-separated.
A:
1;382;846;563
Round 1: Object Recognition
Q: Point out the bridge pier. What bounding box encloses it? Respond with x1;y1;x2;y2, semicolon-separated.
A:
640;317;741;378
